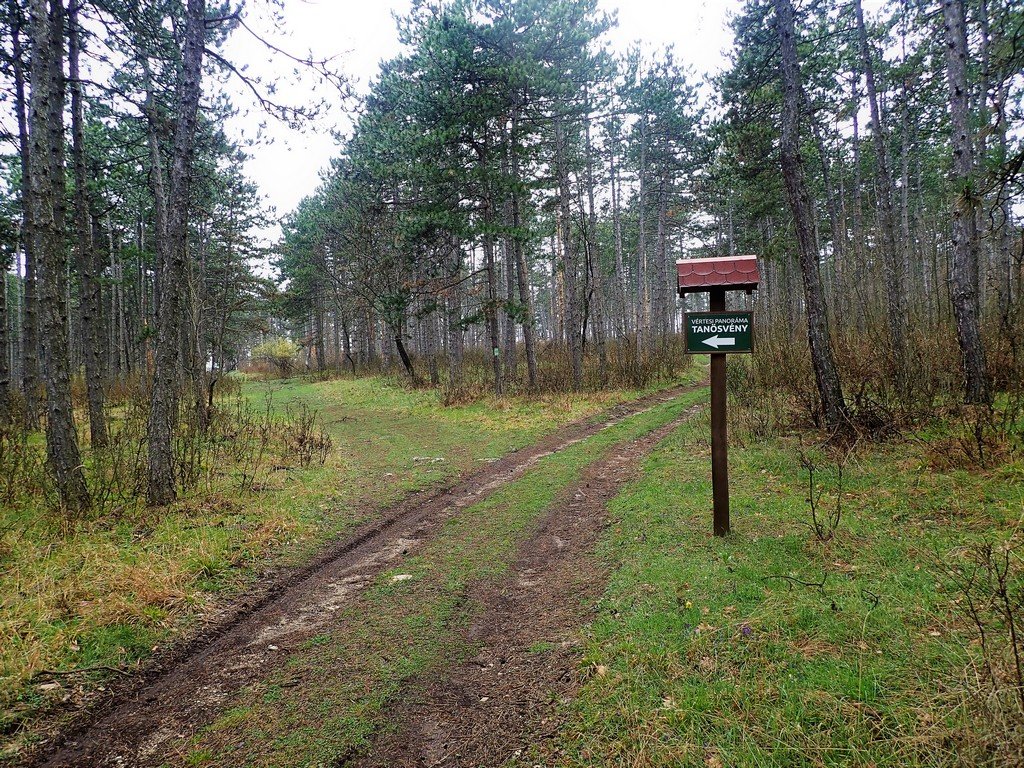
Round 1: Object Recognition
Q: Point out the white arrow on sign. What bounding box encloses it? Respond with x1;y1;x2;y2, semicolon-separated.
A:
702;335;736;349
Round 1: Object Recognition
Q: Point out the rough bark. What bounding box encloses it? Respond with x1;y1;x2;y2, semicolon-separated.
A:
185;226;209;431
583;114;608;383
500;136;517;383
147;0;207;506
0;231;8;424
482;227;503;396
654;176;671;340
775;0;849;431
635;118;649;353
555;118;583;390
446;251;464;389
609;145;630;337
28;0;91;511
979;0;1014;318
394;331;416;382
510;117;538;389
854;0;908;374
941;0;989;404
501;231;516;382
314;293;326;373
12;5;40;428
477;142;503;397
69;4;108;448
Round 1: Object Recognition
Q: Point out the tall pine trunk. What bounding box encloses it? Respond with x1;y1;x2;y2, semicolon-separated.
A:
635;119;649;354
28;0;90;511
583;115;608;384
446;245;465;389
12;6;40;428
147;0;207;506
941;0;989;404
775;0;849;431
69;4;108;448
609;146;630;338
555;118;583;390
0;226;8;423
854;0;908;378
510;117;538;389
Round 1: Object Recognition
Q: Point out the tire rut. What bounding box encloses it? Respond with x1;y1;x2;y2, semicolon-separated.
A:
24;383;701;768
352;401;704;768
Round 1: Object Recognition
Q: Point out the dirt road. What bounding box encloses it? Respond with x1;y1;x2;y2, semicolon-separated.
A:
25;384;703;768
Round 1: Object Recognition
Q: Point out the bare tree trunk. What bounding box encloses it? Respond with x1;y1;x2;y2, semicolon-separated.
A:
314;293;326;374
942;0;989;404
654;176;671;340
185;224;209;431
549;238;560;343
11;5;39;428
555;118;583;390
775;0;849;431
584;115;608;384
509;116;538;389
979;0;1013;319
501;233;516;382
900;77;913;306
341;314;355;375
147;0;207;506
28;0;90;511
393;327;416;382
446;248;464;389
805;95;844;283
635;119;649;354
609;145;630;338
854;0;908;377
481;208;503;397
69;4;108;448
0;235;8;424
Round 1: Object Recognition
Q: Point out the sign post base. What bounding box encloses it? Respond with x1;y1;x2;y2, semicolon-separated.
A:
709;288;729;537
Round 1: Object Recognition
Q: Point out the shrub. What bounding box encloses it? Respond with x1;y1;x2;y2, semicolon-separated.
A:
250;338;300;378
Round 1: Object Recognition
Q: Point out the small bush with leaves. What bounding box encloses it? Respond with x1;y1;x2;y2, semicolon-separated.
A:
250;338;300;378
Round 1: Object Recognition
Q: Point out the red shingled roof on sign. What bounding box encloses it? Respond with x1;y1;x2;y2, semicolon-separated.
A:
677;255;760;295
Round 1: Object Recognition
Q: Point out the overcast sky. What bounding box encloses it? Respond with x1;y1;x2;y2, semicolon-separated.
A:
219;0;745;229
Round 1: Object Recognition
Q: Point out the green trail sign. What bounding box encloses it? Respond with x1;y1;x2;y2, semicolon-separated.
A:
685;312;754;354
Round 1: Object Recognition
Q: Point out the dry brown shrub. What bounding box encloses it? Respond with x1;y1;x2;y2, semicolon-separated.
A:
941;534;1024;766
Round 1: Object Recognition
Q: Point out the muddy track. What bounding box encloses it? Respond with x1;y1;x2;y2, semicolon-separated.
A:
352;401;703;768
23;383;701;768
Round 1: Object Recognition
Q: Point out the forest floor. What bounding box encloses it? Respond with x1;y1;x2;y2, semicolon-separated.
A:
8;370;1024;767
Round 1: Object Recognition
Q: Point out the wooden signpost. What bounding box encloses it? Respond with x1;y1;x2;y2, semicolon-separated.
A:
678;256;760;537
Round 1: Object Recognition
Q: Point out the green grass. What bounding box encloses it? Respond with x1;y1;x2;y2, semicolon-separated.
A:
525;408;1024;767
174;387;709;768
0;373;674;757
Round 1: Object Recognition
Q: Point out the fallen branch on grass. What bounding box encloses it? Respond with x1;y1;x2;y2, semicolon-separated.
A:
763;572;829;594
36;664;132;679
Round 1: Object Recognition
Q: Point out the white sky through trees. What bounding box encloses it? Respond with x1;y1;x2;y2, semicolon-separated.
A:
221;0;747;231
